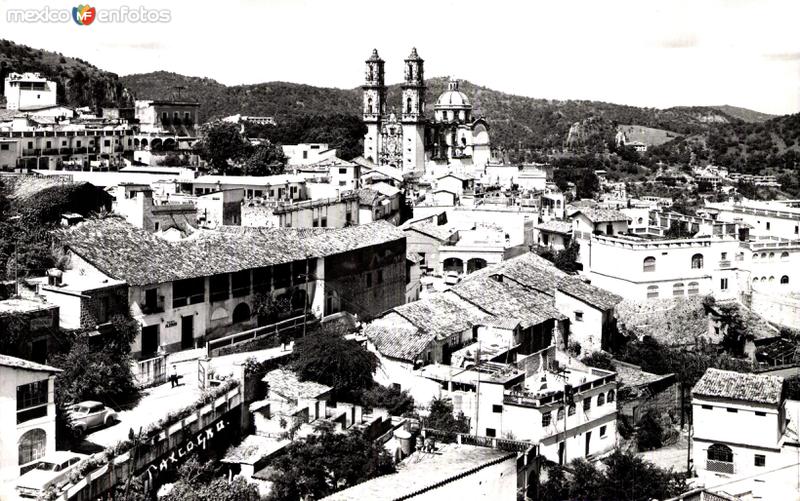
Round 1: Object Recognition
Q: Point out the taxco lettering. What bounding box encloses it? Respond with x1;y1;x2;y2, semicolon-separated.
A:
146;420;227;476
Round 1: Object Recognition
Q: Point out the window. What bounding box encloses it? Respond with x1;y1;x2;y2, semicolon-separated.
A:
583;398;591;412
485;428;496;437
232;270;251;297
600;425;607;437
781;276;789;284
646;285;659;299
568;403;576;416
721;252;727;260
755;411;766;416
0;144;8;150
210;274;230;302
754;454;766;467
574;311;584;322
727;408;738;413
720;278;728;290
173;277;205;307
338;168;348;174
781;252;790;261
597;393;605;406
701;404;713;410
643;256;656;272
542;411;552;427
557;407;565;420
766;222;771;230
366;273;372;288
377;269;384;284
769;252;775;260
673;282;685;297
607;390;615;403
492;404;502;413
17;380;49;423
154;221;160;231
104;139;111;147
688;281;700;296
707;443;733;463
691;253;704;269
18;429;46;466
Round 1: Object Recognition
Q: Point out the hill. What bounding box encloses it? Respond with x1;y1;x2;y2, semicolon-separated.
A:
709;105;775;123
0;39;132;109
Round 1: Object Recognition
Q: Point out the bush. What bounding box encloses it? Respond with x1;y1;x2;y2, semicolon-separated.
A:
636;412;664;451
359;384;415;416
581;351;615;371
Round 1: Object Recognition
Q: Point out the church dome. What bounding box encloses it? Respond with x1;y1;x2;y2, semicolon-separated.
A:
434;79;471;109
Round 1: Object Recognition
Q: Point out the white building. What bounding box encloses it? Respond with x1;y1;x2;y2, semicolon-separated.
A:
283;143;337;166
0;355;61;499
691;369;796;483
3;73;57;111
707;199;800;240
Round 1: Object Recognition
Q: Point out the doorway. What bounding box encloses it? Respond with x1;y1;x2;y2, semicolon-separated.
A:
181;315;194;350
585;431;592;456
141;324;159;356
558;441;565;465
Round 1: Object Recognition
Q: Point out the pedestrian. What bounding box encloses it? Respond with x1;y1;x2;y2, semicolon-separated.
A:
170;364;178;388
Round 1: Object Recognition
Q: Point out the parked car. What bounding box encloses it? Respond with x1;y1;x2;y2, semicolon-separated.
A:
444;271;461;286
16;451;87;498
67;400;118;437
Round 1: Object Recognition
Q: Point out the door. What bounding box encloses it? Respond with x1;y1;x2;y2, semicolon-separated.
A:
181;315;194;350
87;404;104;427
141;325;159;356
558;442;565;465
585;431;592;456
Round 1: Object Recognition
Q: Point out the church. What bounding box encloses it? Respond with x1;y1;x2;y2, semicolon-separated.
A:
361;48;492;178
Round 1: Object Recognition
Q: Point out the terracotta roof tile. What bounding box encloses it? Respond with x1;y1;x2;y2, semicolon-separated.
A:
692;368;783;405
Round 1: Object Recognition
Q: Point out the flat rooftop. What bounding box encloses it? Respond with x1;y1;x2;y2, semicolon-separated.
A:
321;443;514;501
0;298;56;315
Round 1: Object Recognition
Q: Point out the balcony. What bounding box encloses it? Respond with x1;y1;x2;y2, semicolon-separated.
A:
42;148;59;156
22;148;39;156
706;459;734;475
60;147;73;155
719;260;731;268
141;302;165;315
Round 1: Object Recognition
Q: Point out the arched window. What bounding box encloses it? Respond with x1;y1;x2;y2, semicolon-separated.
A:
232;303;251;324
707;443;733;463
18;429;46;465
646;285;659;299
752;278;758;285
406;97;412;114
768;252;775;260
781;252;790;262
769;276;775;283
367;97;373;114
761;252;767;259
781;275;789;284
761;276;766;282
557;408;565;420
637;217;643;224
673;282;685;297
607;390;615;403
643;256;656;272
688;281;700;296
597;393;605;406
753;253;758;261
568;403;576;416
691;253;704;269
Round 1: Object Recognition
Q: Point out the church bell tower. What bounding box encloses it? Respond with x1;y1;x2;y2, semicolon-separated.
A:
362;49;386;164
401;47;426;173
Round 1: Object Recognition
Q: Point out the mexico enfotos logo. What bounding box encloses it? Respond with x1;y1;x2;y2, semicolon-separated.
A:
6;4;171;24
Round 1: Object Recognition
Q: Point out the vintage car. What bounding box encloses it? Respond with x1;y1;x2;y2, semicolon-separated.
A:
67;400;118;437
16;451;88;498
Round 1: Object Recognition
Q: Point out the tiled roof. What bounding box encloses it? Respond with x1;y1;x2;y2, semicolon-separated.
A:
357;188;381;206
393;294;488;341
371;181;400;198
0;354;61;373
192;174;305;186
535;220;573;234
262;368;331;400
366;317;430;362
322;444;512;501
405;222;457;242
466;252;571;295
572;207;628;223
451;276;566;328
692;368;783;405
57;218;405;286
611;360;674;388
557;280;622;311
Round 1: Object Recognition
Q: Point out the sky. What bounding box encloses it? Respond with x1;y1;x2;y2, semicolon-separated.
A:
1;0;798;115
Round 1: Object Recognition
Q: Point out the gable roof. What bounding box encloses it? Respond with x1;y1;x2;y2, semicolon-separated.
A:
557;280;623;311
535;220;573;235
57;218;404;286
692;368;783;406
0;354;61;373
262;368;331;400
572;207;628;223
404;222;457;242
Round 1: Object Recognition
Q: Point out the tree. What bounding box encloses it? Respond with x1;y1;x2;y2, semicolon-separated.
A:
581;351;615;372
664;221;694;239
360;384;415;416
290;324;379;400
576;169;600;199
240;142;287;176
636;411;664;451
266;425;394;501
425;398;470;435
194;121;250;172
162;458;260;501
539;449;687;501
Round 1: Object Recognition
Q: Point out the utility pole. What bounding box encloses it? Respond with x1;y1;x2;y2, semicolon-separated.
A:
302;256;309;338
14;241;18;297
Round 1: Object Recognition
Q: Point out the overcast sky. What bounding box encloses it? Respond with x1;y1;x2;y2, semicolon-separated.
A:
1;0;798;115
